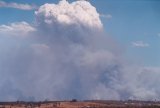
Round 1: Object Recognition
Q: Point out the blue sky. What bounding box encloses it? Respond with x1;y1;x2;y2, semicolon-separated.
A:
0;0;160;67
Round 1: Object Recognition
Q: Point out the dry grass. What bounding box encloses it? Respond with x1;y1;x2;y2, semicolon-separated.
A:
0;101;160;108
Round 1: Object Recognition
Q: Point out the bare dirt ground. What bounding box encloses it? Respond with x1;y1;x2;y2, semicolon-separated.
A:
0;100;160;108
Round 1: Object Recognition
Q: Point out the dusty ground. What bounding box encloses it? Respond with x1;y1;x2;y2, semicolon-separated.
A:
0;100;160;108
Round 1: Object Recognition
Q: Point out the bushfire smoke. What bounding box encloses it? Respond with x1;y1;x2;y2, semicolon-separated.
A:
0;0;160;101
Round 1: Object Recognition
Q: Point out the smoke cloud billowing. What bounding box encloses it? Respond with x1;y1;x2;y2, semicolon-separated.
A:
0;0;160;101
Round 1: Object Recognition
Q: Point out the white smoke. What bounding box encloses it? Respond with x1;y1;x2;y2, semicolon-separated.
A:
35;0;102;28
0;0;160;101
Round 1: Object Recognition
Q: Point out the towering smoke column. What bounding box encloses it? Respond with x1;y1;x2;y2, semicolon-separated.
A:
0;0;160;101
31;0;121;100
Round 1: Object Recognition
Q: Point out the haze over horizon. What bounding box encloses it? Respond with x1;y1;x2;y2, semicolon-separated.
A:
0;0;160;101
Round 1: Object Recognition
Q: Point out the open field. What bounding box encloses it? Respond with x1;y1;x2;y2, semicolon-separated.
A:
1;100;160;108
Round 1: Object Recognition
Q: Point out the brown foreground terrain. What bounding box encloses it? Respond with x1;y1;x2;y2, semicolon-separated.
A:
0;100;160;108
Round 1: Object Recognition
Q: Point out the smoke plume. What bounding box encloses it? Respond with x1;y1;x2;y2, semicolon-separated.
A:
0;0;160;101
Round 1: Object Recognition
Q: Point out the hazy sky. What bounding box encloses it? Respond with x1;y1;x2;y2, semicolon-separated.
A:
0;0;160;67
0;0;160;101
